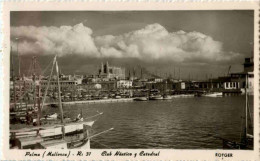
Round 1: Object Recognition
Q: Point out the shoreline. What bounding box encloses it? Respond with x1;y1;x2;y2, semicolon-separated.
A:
11;95;193;108
62;98;134;105
12;92;247;108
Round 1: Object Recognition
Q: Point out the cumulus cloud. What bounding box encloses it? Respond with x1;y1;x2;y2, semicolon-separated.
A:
95;23;241;63
11;23;242;64
11;23;98;56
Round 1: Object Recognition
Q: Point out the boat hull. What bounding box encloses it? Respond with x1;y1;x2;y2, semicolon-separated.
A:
134;97;148;101
149;95;163;100
10;121;95;139
203;92;223;97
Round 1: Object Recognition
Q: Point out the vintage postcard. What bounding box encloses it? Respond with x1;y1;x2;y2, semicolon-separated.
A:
1;1;259;160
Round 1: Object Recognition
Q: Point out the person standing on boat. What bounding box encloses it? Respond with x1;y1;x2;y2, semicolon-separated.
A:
26;111;33;125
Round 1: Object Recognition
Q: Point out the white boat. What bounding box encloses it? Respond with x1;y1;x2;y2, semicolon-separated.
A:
149;95;163;100
102;96;108;99
36;127;113;149
115;95;121;99
11;121;95;149
10;56;112;149
203;92;223;97
40;137;91;149
10;120;95;138
134;97;148;101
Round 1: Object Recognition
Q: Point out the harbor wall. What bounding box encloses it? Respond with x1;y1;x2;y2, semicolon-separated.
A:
62;98;134;105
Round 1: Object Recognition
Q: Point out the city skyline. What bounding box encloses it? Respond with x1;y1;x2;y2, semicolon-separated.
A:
10;11;254;79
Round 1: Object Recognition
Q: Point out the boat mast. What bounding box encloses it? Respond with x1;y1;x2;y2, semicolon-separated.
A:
56;59;64;124
165;80;167;95
32;56;37;110
16;38;21;79
37;79;41;126
16;38;22;109
179;68;180;80
41;56;56;110
11;46;17;109
245;73;248;139
140;67;143;79
174;67;175;79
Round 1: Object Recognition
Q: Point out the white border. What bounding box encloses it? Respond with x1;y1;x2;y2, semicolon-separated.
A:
1;1;259;160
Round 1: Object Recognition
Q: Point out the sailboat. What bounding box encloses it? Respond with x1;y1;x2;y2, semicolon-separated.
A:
9;49;35;123
218;74;253;149
10;55;111;149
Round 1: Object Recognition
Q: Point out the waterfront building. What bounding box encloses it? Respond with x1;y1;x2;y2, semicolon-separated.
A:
99;81;117;90
39;74;84;91
244;57;254;94
132;80;145;88
172;81;197;91
82;75;101;84
40;80;79;91
116;80;133;88
148;78;163;83
192;56;253;94
230;57;254;94
60;74;83;85
223;82;240;89
77;83;102;91
98;62;125;80
176;82;186;90
72;80;117;91
243;57;254;73
193;77;240;92
145;81;174;92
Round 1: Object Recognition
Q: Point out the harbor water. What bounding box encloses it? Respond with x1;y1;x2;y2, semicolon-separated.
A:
44;95;254;149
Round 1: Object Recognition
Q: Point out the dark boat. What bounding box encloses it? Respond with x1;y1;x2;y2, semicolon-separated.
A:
149;94;163;100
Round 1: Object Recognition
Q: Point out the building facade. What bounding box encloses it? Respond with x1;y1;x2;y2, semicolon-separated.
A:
116;80;133;88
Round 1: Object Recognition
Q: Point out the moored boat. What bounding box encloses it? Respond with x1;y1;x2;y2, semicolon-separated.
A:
10;55;112;149
134;97;148;101
203;92;223;97
149;95;163;100
115;95;121;99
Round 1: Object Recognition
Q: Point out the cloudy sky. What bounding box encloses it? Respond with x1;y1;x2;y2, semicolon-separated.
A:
10;11;254;80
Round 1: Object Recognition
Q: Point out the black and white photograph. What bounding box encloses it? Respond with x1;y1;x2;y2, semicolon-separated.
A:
8;10;255;151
